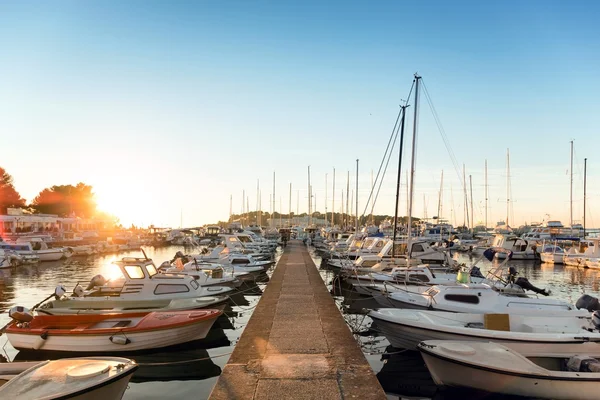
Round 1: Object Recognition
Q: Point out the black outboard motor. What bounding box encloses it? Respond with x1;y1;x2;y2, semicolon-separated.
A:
593;310;600;330
508;267;518;284
470;266;485;279
514;277;550;296
86;274;107;290
576;294;600;312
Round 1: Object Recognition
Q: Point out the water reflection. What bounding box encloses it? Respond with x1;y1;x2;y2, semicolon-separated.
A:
313;250;600;400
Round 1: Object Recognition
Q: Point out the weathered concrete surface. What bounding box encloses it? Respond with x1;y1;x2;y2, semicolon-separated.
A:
209;241;386;400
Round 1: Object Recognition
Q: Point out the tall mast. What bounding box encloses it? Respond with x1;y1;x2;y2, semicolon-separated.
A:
407;74;421;260
506;149;510;227
307;166;311;226
584;158;587;239
229;194;232;222
355;159;359;236
469;174;474;234
370;170;374;224
332;168;336;227
325;173;328;227
346;171;350;229
341;189;344;226
257;179;261;226
463;164;468;230
289;183;292;227
273;171;276;228
485;160;488;230
570;140;574;230
393;105;408;252
437;170;443;222
296;190;299;225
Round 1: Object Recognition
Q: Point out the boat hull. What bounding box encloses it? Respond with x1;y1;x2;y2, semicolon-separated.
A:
373;318;600;357
420;347;600;400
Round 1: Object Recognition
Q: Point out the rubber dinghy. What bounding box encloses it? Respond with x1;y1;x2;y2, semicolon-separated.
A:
6;309;222;352
419;340;600;400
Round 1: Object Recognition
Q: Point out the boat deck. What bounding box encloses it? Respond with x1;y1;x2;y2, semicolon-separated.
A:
209;240;385;400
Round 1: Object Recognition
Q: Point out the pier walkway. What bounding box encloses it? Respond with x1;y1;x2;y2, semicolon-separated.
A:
209;240;386;400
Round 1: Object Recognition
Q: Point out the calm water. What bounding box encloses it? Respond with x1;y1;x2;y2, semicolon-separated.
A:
0;246;280;400
311;250;600;400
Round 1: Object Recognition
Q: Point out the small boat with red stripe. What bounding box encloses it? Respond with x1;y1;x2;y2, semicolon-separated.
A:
5;307;222;353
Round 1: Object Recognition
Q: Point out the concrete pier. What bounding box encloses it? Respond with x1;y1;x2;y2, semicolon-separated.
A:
209;241;386;400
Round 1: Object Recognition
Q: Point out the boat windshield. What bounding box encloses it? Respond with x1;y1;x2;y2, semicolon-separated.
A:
124;265;145;279
146;263;158;277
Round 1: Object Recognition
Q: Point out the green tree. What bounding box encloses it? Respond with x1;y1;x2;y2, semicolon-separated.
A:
0;167;26;214
30;183;97;217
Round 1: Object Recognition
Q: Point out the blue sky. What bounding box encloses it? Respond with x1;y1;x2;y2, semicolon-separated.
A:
1;1;599;228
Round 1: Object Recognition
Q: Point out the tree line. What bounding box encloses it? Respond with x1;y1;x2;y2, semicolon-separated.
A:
0;166;98;217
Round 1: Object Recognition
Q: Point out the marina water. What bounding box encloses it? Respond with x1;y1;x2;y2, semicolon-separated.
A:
0;246;277;400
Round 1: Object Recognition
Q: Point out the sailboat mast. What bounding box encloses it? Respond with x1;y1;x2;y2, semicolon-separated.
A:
407;74;421;259
570;140;574;230
273;171;276;228
506;149;510;227
257;179;261;226
370;170;374;224
346;171;350;230
332;168;336;227
307;166;311;226
485;160;488;230
584;158;587;239
469;174;474;234
289;183;292;227
325;174;328;227
437;170;443;221
355;159;359;236
393;105;408;251
463;164;468;230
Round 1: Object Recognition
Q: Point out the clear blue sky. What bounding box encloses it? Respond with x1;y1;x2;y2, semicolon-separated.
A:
1;1;599;228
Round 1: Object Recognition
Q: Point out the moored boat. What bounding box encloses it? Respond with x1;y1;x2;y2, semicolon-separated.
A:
369;309;596;356
6;309;222;352
0;357;137;399
419;340;600;400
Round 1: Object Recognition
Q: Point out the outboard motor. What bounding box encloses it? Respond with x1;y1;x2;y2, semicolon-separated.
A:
514;277;551;296
86;274;107;290
9;306;34;323
508;267;518;284
54;285;66;300
470;266;485;279
593;311;600;330
576;294;600;312
73;284;84;297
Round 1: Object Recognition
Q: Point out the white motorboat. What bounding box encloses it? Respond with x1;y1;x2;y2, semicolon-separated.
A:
38;256;232;314
564;239;600;267
0;357;138;399
419;340;600;400
37;294;229;315
491;234;539;260
0;243;40;264
343;265;483;287
370;309;596;356
14;238;70;261
373;283;567;312
6;309;222;352
540;244;567;264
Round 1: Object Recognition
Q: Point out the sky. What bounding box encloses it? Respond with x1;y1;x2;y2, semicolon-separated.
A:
1;1;600;228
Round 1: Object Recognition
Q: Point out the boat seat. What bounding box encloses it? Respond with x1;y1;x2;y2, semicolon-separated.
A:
112;320;131;328
71;324;91;332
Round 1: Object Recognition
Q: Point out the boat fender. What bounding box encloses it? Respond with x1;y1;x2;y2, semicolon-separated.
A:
73;285;84;297
109;335;131;345
576;294;600;312
593;311;600;330
8;306;34;323
33;331;48;350
86;275;107;290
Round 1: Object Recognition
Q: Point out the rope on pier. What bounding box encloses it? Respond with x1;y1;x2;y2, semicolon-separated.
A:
136;351;233;366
